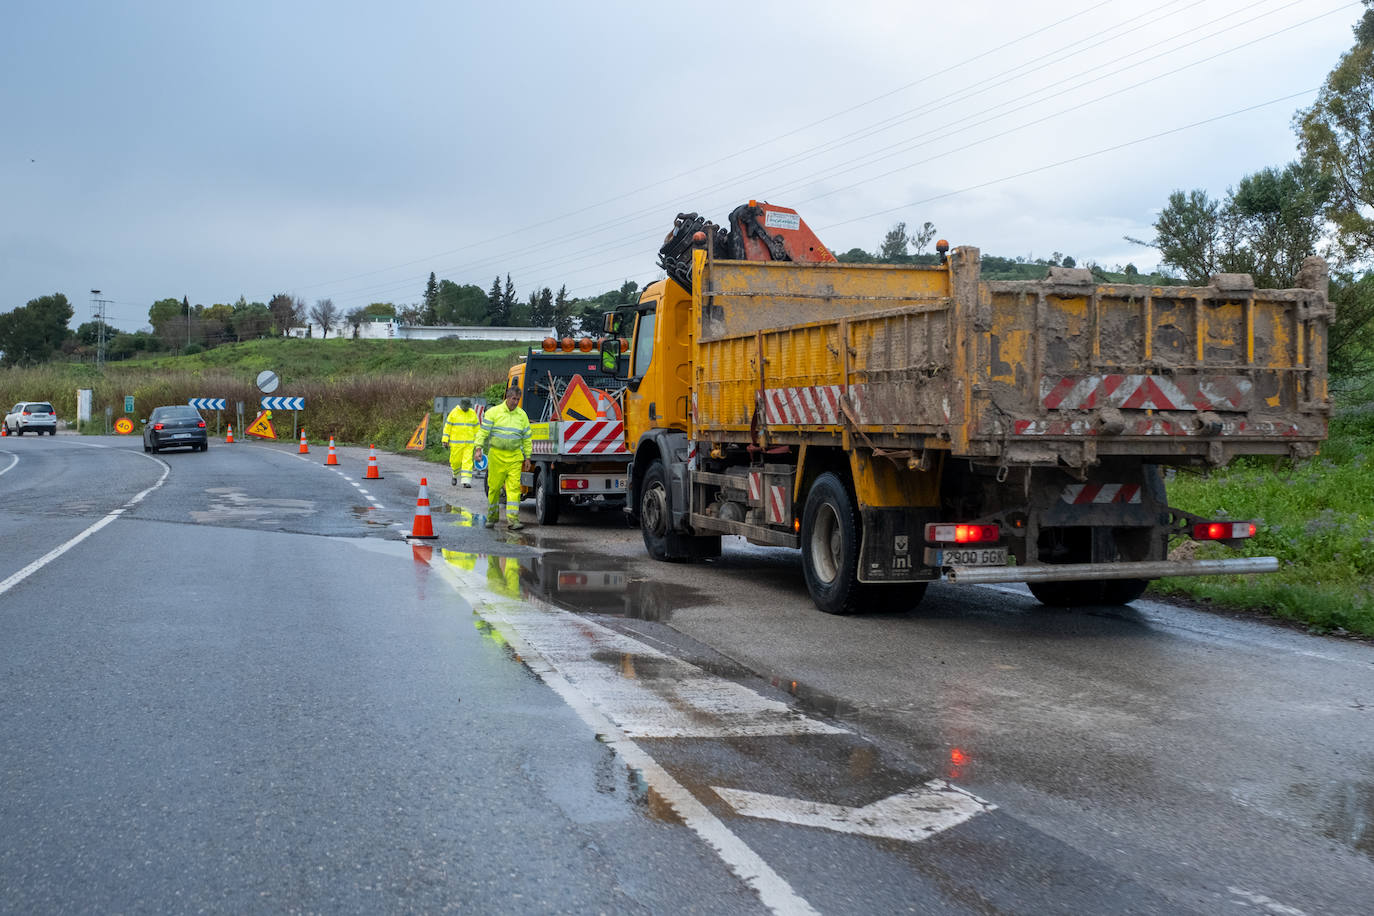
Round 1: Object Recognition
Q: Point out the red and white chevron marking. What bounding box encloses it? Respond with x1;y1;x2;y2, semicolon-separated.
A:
761;386;870;425
748;470;762;503
560;420;629;454
1041;374;1250;412
766;484;788;525
1013;418;1302;437
1060;483;1141;504
532;439;557;455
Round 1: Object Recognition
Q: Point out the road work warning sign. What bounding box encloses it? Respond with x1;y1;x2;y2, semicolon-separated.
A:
245;410;276;439
406;414;429;450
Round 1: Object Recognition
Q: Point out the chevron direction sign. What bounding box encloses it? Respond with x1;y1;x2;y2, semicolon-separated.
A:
188;398;226;410
261;397;305;410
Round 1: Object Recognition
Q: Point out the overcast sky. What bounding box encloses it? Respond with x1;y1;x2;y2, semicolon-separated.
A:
1;0;1361;332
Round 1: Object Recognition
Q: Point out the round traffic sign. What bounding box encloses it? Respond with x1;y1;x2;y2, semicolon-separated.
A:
256;370;280;393
114;417;133;435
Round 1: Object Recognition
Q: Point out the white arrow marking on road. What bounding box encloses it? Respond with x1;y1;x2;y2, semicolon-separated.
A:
713;780;995;843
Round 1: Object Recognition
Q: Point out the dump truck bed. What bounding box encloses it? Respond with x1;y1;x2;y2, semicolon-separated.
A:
690;248;1329;467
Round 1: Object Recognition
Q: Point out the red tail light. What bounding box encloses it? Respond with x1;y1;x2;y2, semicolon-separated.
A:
197;421;206;428
153;423;165;430
1192;522;1257;540
926;523;1000;543
559;478;590;491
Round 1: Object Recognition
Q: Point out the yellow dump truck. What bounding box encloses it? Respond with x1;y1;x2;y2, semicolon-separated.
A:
612;202;1330;614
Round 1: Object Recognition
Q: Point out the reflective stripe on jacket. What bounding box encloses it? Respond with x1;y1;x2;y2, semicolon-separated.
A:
442;406;480;445
476;403;532;458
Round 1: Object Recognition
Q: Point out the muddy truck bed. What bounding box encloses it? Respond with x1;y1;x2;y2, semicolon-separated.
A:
689;247;1330;468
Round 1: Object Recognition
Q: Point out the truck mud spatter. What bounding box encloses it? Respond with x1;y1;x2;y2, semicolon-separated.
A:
615;201;1329;615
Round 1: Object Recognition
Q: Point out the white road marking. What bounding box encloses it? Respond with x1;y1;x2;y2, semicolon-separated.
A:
0;458;169;597
0;452;18;476
1228;887;1309;916
428;557;823;916
713;782;995;843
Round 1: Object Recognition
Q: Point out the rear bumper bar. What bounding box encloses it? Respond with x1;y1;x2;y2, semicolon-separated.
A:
945;556;1279;585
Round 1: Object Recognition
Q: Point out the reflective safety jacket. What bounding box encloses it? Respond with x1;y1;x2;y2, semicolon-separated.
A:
442;405;480;447
476;402;532;458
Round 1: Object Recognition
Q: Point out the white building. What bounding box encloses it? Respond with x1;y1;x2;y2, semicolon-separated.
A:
288;320;555;342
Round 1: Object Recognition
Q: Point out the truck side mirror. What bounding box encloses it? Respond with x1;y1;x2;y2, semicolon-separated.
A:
603;313;615;334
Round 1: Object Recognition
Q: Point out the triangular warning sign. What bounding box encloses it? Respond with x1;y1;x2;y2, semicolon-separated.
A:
245;410;276;439
406;413;429;450
557;374;600;421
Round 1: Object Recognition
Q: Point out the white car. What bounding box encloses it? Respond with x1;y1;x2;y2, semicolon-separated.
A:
4;401;58;436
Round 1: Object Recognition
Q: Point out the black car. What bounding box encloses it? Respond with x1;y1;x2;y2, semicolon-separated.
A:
143;405;209;453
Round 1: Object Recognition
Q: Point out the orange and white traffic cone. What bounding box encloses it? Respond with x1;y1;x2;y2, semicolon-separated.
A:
0;425;7;437
298;429;310;454
324;436;338;466
364;444;382;479
225;424;234;444
409;477;438;539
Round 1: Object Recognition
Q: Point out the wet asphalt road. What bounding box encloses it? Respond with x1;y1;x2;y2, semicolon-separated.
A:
2;433;1371;914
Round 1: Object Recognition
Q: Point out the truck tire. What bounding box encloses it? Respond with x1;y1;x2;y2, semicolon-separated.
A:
1028;529;1150;607
640;459;720;562
800;472;865;615
534;466;560;525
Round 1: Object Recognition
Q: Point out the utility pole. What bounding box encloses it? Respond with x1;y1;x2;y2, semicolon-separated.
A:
90;290;110;368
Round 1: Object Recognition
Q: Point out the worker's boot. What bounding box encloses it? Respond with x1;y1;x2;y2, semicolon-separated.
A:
508;519;525;531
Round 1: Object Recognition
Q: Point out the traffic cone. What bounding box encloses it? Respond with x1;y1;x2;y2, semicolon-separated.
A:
364;444;383;479
0;425;7;436
225;424;234;444
298;429;310;454
324;436;338;466
409;477;438;539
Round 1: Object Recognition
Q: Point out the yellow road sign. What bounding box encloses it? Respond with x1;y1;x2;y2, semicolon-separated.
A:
245;411;276;439
114;417;133;435
406;414;429;450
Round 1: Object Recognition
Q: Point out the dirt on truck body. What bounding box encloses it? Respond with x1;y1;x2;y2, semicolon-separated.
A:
615;203;1330;615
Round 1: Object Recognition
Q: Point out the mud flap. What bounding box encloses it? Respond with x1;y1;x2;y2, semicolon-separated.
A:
858;508;937;583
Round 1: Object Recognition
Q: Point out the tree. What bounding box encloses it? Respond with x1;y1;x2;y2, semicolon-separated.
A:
436;281;486;325
395;302;423;325
148;297;186;349
912;221;938;255
267;293;296;334
1295;1;1374;264
530;286;554;328
1062;255;1077;268
0;293;74;366
232;298;271;341
1227;161;1333;288
501;274;518;325
422;272;439;325
553;285;575;338
878;222;909;261
1133;189;1223;283
310;298;338;338
363;302;396;320
343;307;367;338
485;276;503;326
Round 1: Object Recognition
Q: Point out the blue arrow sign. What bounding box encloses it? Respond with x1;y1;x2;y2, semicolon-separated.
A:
188;398;227;410
261;397;305;410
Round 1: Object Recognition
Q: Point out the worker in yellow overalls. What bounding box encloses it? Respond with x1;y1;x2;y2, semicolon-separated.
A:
475;385;533;530
441;398;481;487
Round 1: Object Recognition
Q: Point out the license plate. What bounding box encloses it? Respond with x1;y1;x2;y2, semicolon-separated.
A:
942;547;1008;566
172;433;191;439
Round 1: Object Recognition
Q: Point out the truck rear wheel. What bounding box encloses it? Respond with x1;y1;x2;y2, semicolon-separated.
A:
534;466;560;525
1028;528;1150;607
801;472;865;615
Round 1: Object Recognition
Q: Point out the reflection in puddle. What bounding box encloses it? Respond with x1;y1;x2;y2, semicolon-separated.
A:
436;547;706;621
350;505;391;527
444;506;480;528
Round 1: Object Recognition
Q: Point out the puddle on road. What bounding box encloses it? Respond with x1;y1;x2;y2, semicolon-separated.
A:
191;487;315;524
350;505;393;528
429;546;707;622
